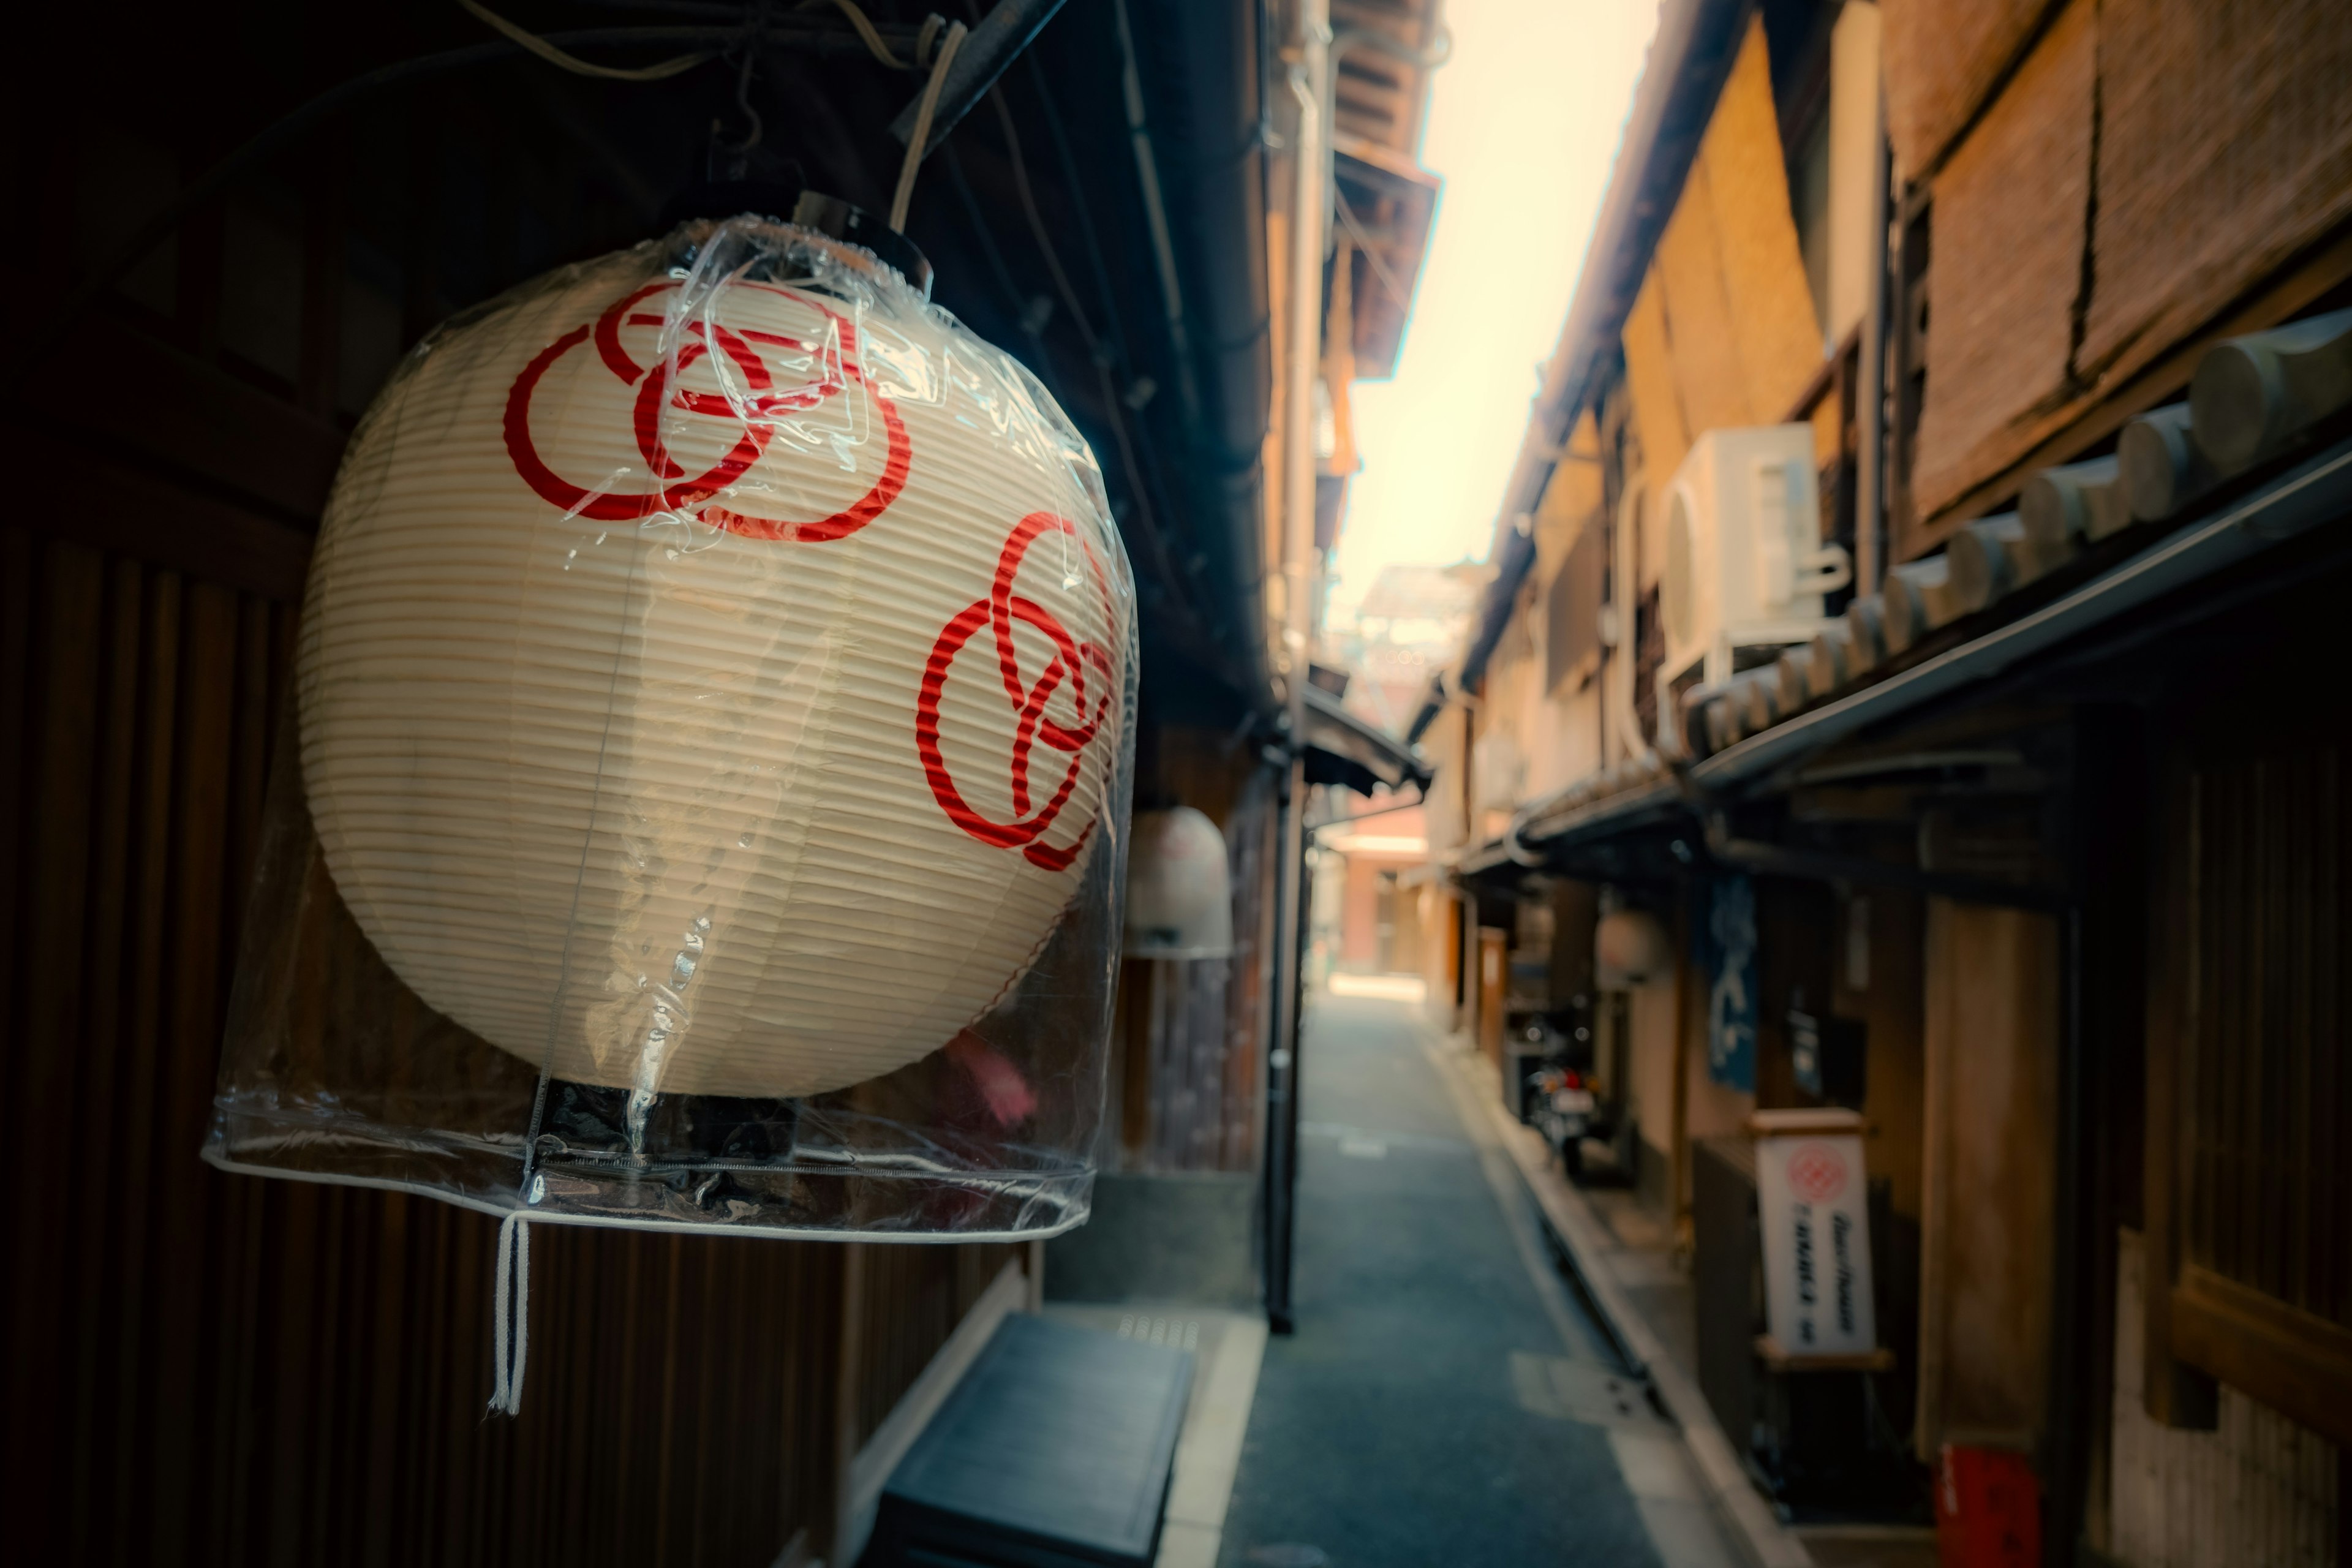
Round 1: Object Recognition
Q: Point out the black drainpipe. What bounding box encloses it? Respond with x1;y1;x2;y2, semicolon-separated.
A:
1152;0;1276;715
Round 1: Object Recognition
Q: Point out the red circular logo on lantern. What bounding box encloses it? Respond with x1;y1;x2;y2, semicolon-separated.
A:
916;512;1120;872
1786;1142;1847;1204
502;279;910;541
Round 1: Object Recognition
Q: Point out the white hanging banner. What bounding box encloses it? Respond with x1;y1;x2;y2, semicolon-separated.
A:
1754;1122;1879;1358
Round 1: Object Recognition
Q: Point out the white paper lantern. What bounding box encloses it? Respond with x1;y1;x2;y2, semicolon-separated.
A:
298;219;1131;1101
1596;908;1672;989
1123;807;1233;959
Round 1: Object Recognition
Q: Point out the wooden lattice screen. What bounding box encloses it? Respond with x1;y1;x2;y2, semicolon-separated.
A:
2148;716;2352;1451
2181;750;2351;1333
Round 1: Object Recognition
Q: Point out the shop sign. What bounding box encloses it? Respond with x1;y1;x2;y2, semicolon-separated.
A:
1755;1131;1878;1357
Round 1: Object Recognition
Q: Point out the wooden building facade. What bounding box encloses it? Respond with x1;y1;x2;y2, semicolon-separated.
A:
1419;0;2351;1558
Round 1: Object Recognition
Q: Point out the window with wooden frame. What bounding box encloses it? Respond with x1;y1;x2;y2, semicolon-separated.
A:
2144;680;2352;1448
1545;516;1609;695
1757;0;1838;337
1887;198;1932;562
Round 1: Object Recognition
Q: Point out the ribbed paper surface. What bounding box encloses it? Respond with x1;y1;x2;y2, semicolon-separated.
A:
300;225;1128;1098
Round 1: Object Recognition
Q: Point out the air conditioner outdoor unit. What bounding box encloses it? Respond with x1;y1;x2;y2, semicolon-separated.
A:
1657;424;1851;737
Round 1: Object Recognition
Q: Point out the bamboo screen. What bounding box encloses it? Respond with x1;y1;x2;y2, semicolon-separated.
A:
2079;0;2352;390
1907;0;2095;525
1882;0;2059;179
1615;13;1822;500
1906;0;2352;535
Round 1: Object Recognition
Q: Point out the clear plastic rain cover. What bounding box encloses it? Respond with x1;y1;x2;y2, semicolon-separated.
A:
208;216;1136;1241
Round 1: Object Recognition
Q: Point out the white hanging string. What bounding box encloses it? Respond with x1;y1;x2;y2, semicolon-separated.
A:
488;1212;532;1417
889;20;968;233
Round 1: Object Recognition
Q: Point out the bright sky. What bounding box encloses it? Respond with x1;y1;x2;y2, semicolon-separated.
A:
1328;0;1663;617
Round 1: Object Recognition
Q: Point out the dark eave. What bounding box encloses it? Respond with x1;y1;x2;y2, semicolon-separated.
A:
1302;684;1433;796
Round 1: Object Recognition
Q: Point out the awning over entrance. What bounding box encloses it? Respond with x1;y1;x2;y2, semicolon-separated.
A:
1302;684;1432;796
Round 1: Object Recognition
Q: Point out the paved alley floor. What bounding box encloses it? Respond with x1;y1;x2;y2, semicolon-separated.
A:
1215;990;1745;1568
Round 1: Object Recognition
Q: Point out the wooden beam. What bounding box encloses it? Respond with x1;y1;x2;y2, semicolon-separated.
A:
27;447;313;603
6;288;347;526
1779;325;1863;428
1755;1335;1896;1373
2171;1267;2352;1451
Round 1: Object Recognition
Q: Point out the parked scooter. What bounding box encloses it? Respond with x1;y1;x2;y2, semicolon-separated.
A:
1527;1063;1597;1176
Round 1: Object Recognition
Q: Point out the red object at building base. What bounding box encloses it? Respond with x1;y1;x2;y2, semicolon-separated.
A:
1936;1445;2041;1568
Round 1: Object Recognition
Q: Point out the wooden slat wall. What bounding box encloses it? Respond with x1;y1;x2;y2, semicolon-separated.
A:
0;40;1036;1564
852;1243;1018;1452
2144;627;2352;1477
0;522;1008;1566
1112;733;1272;1175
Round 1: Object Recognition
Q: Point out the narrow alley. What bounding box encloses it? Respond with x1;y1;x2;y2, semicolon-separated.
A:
1216;990;1740;1568
13;2;2351;1564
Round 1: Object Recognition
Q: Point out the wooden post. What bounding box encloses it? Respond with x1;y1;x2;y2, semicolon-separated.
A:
1670;884;1694;1248
1916;899;2064;1460
829;1243;869;1567
1477;927;1507;1074
1915;899;1952;1460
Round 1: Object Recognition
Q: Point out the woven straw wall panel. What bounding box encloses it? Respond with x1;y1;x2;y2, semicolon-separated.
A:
1619;16;1822;495
1623;272;1691;489
1910;0;2095;522
1883;0;2058;179
1532;407;1604;590
1653;159;1762;439
2080;0;2352;386
1694;20;1830;423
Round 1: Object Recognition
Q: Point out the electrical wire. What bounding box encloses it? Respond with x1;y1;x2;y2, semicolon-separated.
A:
889;21;967;230
458;0;716;79
942;143;1054;375
799;0;915;70
987;86;1098;353
719;32;766;153
1016;40;1180;516
981;85;1200;631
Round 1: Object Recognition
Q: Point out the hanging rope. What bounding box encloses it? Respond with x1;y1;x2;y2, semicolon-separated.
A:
889;20;968;232
457;0;716;81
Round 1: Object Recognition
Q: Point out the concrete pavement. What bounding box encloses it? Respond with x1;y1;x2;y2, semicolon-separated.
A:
1214;989;1746;1567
